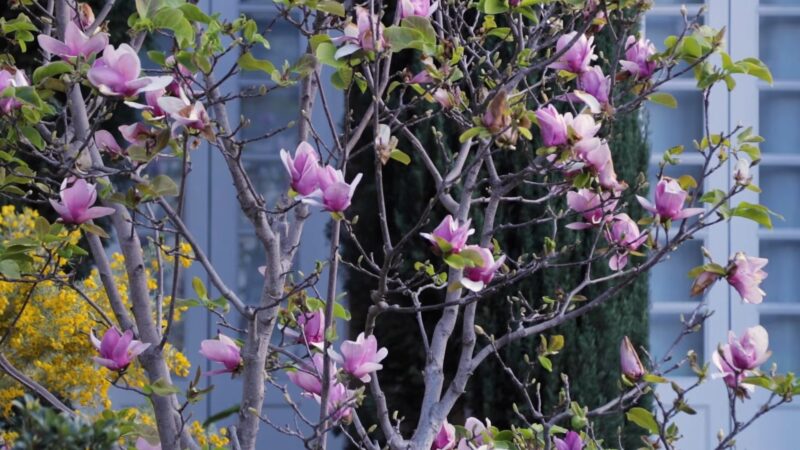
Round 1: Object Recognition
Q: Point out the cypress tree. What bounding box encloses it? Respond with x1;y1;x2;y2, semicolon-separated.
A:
342;18;651;450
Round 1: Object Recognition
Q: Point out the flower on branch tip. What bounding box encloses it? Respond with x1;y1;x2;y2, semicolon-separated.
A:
157;95;214;140
566;189;617;230
280;141;321;196
554;431;584;450
329;332;387;383
727;252;768;304
712;346;750;391
420;215;475;254
50;178;115;225
335;7;385;58
577;66;610;106
296;310;325;348
535;105;568;147
548;32;596;74
94;130;123;156
0;67;29;114
636;177;704;222
572;138;627;192
734;158;752;186
88;44;172;97
620;336;645;381
456;417;491;449
728;325;771;371
90;327;150;371
690;270;720;296
400;0;438;18
200;333;242;376
431;420;456;450
135;437;161;450
461;245;506;292
302;166;363;214
314;381;355;423
287;353;334;396
604;213;645;270
37;21;108;60
565;112;601;142
620;35;658;79
119;122;154;147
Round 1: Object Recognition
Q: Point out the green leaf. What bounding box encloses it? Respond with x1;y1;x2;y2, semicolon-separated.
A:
642;373;668;384
21;126;44;150
192;276;208;300
626;407;659;434
384;26;425;52
237;52;276;75
333;302;351;321
149;175;179;197
315;0;345;17
731;202;775;229
0;260;20;279
483;0;510;14
401;16;436;46
80;223;109;238
148;50;167;66
538;355;553;372
178;3;211;23
315;42;344;68
648;92;678;109
389;149;411;165
32;61;72;84
145;378;181;396
459;127;483;143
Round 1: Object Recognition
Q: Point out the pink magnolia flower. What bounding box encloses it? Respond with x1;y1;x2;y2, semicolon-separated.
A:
565;113;601;141
604;213;645;270
303;166;363;213
548;32;596;74
433;87;460;109
535;105;568;147
728;325;771;371
577;66;610;105
280;141;321;196
297;310;325;347
460;417;490;447
572;138;626;191
119;122;153;146
314;382;354;423
690;270;720;297
637;177;703;222
37;21;108;60
734;158;752;186
566;189;617;230
620;36;657;79
157;96;213;139
400;0;437;18
554;431;584;450
335;7;385;57
329;332;388;382
432;421;456;450
727;252;768;304
94;130;123;156
712;346;747;389
135;437;161;450
420;215;475;254
0;68;29;114
125;88;169;118
287;353;332;396
50;178;115;224
620;336;645;380
90;327;150;371
88;44;172;97
200;333;242;375
461;245;506;292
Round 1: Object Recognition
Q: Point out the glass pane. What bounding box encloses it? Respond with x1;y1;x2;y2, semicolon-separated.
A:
239;87;300;150
760;91;800;154
760;241;800;303
650;314;705;376
647;91;703;153
760;17;800;80
760;167;800;228
237;234;266;305
760;314;800;373
650;240;703;302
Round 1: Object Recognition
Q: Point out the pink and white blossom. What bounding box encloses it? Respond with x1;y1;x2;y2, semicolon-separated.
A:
554;431;584;450
88;44;172;97
431;421;456;450
637;177;704;222
620;336;645;380
94;130;123;156
303;166;363;213
200;333;242;375
280;141;321;196
604;213;645;270
37;21;108;60
400;0;437;18
462;245;506;292
314;381;354;423
727;252;768;304
420;215;475;254
90;327;150;371
728;325;771;371
157;96;213;139
566;189;617;230
577;66;610;105
297;310;325;347
335;7;385;57
535;105;568;147
287;353;333;396
0;68;29;114
50;178;115;224
548;32;596;74
620;36;657;79
328;332;388;382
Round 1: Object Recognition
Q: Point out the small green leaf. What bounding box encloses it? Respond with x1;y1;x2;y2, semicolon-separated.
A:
32;61;72;84
538;355;553;372
626;407;659;434
80;222;109;238
389;149;411;165
149;175;179;197
237;52;276;75
731;202;775;229
648;92;678;109
146;378;181;396
192;276;208;300
315;0;346;17
459;127;483;143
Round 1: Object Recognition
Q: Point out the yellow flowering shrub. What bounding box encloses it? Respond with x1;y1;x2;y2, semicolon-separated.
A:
0;206;192;417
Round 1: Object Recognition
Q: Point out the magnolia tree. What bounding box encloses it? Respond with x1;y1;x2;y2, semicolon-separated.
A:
0;0;791;449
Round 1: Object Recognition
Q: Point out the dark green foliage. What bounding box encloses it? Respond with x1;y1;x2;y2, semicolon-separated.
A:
0;396;127;450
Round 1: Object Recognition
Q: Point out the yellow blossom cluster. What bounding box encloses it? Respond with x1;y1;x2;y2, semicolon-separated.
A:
0;206;191;418
190;420;230;449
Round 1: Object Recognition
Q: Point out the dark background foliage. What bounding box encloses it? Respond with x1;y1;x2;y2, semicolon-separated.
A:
342;27;650;449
